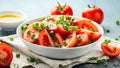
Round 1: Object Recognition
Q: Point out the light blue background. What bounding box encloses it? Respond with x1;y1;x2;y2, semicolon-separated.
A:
0;0;120;39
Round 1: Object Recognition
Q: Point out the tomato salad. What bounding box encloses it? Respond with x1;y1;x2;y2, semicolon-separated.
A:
21;15;102;48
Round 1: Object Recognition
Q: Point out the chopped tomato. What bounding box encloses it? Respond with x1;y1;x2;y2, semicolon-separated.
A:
54;33;64;47
65;32;78;48
38;29;54;47
89;32;102;41
101;44;120;58
0;42;13;67
77;33;90;46
55;24;69;35
74;19;98;32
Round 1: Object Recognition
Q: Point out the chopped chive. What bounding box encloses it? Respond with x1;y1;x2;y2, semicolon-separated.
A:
116;20;120;25
55;44;60;48
73;26;78;31
89;57;98;60
106;29;110;33
16;53;20;58
21;24;29;30
27;56;36;62
31;34;37;40
14;63;19;68
103;39;111;44
63;41;67;45
9;37;14;41
97;59;103;64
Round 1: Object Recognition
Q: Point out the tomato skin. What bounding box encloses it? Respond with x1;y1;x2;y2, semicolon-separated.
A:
82;7;104;24
0;42;13;67
101;44;120;58
51;5;73;15
38;29;54;47
89;32;102;41
66;32;78;48
74;19;98;32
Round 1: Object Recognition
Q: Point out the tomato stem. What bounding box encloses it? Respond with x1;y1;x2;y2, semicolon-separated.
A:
88;4;96;8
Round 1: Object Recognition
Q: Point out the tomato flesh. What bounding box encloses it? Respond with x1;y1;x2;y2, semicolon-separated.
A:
38;29;54;47
101;44;120;58
0;42;13;67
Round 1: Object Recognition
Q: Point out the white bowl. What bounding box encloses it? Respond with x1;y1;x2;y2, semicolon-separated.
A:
17;16;104;59
0;10;27;31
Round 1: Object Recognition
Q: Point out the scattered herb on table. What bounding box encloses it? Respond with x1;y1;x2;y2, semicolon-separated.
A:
27;56;41;64
14;63;19;68
102;39;111;44
9;37;14;41
116;20;120;25
115;37;119;41
16;53;20;58
106;29;110;33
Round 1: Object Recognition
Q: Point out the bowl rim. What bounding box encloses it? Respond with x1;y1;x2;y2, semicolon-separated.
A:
0;10;27;23
17;15;104;50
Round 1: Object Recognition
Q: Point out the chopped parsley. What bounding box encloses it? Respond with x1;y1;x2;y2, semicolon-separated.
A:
9;37;14;41
16;53;20;58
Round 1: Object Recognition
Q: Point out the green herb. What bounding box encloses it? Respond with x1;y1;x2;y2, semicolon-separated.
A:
106;29;110;33
55;44;60;48
40;23;44;27
89;57;98;60
27;56;41;64
16;53;20;58
27;31;31;34
114;60;119;66
9;37;14;41
21;24;29;34
103;39;111;44
115;38;119;41
116;20;120;25
14;63;19;68
89;28;94;31
39;17;45;21
64;25;72;32
31;34;37;40
63;41;67;45
73;26;78;31
97;59;103;64
27;56;36;62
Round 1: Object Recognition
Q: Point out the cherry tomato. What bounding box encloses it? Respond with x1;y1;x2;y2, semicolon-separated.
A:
51;2;73;15
82;5;104;24
38;29;54;47
65;32;78;48
0;42;13;67
77;33;90;46
74;19;98;32
101;44;120;58
54;33;64;47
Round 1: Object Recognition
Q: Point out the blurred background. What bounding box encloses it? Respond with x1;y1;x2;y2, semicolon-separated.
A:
0;0;120;39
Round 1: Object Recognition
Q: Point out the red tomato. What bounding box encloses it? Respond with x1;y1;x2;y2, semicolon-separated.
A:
74;19;98;32
65;32;78;48
82;6;104;24
77;33;90;46
89;32;102;41
101;44;120;58
51;3;73;15
38;29;54;47
54;33;64;47
0;42;13;67
55;24;69;35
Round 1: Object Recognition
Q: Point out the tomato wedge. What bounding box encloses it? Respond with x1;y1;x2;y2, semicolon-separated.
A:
38;29;54;47
89;32;102;41
101;44;120;58
54;33;64;47
65;32;78;48
77;33;90;46
74;19;98;32
0;42;13;67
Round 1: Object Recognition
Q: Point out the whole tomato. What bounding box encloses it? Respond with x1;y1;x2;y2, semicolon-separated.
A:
82;5;104;24
51;2;73;15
